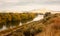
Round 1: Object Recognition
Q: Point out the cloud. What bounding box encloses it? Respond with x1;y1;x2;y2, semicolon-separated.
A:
0;4;60;11
31;0;60;5
0;0;33;7
0;0;60;6
44;0;60;5
0;0;60;11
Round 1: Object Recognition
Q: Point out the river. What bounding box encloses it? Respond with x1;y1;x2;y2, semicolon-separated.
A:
0;15;43;31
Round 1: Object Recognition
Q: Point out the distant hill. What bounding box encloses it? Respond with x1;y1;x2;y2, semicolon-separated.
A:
30;9;52;14
30;9;60;14
0;9;60;14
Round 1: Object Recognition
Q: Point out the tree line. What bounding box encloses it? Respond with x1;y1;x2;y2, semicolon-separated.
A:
0;13;37;29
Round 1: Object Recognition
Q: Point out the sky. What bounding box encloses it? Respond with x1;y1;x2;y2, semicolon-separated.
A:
0;0;60;11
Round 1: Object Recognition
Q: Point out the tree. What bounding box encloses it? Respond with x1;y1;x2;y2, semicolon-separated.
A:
0;13;37;28
9;13;21;27
20;13;37;23
44;12;51;18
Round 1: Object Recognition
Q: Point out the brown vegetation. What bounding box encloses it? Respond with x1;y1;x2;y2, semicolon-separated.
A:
35;13;60;36
0;12;60;36
0;13;37;28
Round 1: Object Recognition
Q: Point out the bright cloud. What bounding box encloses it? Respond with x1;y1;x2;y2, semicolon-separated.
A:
0;0;60;11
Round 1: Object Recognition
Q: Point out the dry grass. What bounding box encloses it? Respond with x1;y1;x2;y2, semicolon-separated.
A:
35;16;60;36
1;13;60;36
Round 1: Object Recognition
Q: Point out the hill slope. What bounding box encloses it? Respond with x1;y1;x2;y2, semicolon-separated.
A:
0;13;60;36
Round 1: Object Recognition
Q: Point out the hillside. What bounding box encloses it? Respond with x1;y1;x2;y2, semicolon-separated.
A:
0;12;60;36
35;13;60;36
0;19;45;36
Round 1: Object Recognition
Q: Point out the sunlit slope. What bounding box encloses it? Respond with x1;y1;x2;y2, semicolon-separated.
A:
35;13;60;36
